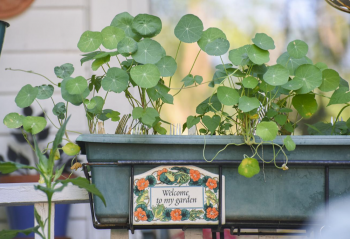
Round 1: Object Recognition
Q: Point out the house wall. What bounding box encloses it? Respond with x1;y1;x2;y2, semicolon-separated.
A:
0;0;150;238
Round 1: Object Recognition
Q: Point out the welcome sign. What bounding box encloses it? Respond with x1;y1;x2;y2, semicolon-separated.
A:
132;166;225;225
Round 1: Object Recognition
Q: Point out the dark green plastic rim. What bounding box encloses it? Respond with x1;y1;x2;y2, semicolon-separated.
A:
0;20;10;28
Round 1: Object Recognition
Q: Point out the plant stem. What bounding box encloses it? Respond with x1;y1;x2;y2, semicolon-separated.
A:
169;41;182;87
172;49;201;97
6;68;58;86
36;100;60;130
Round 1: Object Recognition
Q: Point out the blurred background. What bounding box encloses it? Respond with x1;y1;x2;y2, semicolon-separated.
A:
0;0;349;238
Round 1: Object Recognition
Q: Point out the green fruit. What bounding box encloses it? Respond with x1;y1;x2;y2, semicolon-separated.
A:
238;158;260;178
62;143;81;156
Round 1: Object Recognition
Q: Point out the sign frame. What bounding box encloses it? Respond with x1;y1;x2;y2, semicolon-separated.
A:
132;165;225;225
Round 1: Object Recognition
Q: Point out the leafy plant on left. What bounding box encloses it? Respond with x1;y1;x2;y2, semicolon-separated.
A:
0;117;106;239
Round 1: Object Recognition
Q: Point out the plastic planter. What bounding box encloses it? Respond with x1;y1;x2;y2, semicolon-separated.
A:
77;135;350;229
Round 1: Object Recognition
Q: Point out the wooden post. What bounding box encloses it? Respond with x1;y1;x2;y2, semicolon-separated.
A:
184;229;202;239
34;203;54;239
258;229;277;238
111;229;129;239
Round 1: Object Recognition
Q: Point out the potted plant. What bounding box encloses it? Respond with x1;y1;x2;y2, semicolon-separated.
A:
0;106;77;238
1;11;350;233
0;117;105;239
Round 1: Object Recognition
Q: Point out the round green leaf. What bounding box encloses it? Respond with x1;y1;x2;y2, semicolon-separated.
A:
315;62;328;72
277;52;310;75
66;76;88;95
84;99;97;110
98;109;113;121
110;12;141;41
256;121;278;141
197;27;226;52
132;38;163;64
318;69;340;92
61;77;90;106
77;31;102;53
15;84;39;108
3;113;25;128
242;76;258;89
101;67;129;93
186;116;200;129
274;114;287;126
294;64;322;94
252;33;275;50
292;94;317;118
281;78;303;91
36;84;54;100
130;64;160;88
217;86;239;106
229;45;251;66
238;158;260;178
117;36;138;55
54;63;74;79
205;38;230;56
132;107;159;127
132;14;162;37
263;64;289;86
155;56;177;77
248;44;270;65
284;136;296;151
174;14;203;43
259;81;275;92
182;74;195;86
87;96;104;115
238;96;260;112
52;102;66;119
22;116;47;135
101;26;125;50
287;40;308;59
62;143;81;156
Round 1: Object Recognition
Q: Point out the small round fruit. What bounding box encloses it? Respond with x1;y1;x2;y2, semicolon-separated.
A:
238;157;260;178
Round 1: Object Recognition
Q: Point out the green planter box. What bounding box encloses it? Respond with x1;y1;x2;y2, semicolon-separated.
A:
77;135;350;229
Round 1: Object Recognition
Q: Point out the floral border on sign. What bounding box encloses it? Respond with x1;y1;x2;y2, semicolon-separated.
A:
133;166;219;223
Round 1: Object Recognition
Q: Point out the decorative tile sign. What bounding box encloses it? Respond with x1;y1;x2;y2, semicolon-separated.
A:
133;166;225;225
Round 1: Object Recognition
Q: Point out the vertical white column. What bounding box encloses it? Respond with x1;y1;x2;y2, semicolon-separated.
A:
184;229;203;239
34;203;54;239
258;229;278;238
111;229;129;239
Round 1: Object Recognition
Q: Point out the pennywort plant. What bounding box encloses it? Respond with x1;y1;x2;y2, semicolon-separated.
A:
0;117;105;239
182;32;350;177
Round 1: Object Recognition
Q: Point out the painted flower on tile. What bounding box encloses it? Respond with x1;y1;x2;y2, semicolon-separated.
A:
206;178;217;190
190;169;200;181
206;207;218;220
134;208;148;221
137;178;149;191
170;209;182;221
157;168;168;180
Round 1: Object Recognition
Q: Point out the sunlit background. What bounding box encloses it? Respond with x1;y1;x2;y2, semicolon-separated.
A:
150;0;350;134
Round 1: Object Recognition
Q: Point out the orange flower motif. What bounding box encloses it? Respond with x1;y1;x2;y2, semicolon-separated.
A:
137;178;149;191
134;208;147;221
206;178;217;190
157;168;168;180
206;207;219;219
190;169;200;181
170;209;182;221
